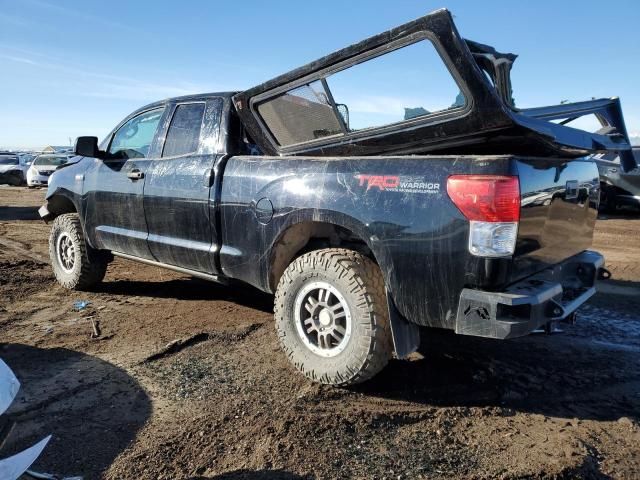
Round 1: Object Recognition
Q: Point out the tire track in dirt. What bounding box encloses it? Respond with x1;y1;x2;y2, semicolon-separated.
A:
141;323;264;363
0;237;48;264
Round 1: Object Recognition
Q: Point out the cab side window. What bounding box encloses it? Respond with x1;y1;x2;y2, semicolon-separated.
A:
108;108;163;159
162;103;206;157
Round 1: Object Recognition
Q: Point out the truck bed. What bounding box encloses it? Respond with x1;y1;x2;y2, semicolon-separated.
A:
218;153;599;331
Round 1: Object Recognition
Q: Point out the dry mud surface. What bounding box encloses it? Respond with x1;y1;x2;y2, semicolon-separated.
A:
0;186;638;479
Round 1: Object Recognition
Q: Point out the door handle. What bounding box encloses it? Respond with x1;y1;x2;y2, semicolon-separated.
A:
127;169;144;180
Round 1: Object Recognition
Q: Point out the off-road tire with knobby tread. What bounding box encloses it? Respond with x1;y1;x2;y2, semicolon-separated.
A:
49;213;109;290
274;248;392;386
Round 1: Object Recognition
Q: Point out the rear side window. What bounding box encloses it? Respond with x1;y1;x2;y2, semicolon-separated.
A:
257;80;343;146
162;103;206;157
256;38;465;147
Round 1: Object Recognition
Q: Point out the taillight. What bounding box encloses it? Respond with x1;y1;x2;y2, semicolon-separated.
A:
447;175;520;257
446;175;520;222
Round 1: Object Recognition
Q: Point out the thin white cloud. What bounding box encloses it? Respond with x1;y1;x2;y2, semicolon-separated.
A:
23;0;136;32
0;44;60;60
0;53;38;65
0;49;216;101
74;82;202;102
0;13;32;27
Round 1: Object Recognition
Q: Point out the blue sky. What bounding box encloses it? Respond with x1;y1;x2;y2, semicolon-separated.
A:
1;0;638;149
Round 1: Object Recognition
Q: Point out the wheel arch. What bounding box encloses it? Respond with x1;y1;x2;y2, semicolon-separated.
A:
266;214;391;294
41;191;78;222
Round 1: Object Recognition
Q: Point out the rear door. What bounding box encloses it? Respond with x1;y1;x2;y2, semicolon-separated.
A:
143;98;223;273
83;107;165;259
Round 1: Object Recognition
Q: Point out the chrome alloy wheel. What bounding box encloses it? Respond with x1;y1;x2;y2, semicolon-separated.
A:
56;232;76;273
294;281;352;357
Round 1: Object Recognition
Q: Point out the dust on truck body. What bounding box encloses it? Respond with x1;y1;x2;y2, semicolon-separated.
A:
39;9;633;385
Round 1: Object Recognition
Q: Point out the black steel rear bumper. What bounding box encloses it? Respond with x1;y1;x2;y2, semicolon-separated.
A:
455;251;605;339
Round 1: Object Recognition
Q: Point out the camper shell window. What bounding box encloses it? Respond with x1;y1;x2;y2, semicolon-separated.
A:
255;38;466;147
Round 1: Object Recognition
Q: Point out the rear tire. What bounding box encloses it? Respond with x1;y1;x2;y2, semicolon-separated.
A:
599;184;618;214
49;213;109;290
274;248;392;386
604;195;618;214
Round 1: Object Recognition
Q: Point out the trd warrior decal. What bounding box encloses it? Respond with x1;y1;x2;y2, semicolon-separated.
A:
356;174;441;194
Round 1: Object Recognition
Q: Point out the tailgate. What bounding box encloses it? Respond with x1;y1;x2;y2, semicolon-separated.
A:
511;157;599;282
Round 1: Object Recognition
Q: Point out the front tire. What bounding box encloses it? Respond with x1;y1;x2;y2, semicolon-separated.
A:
8;175;23;186
274;248;392;386
49;213;109;290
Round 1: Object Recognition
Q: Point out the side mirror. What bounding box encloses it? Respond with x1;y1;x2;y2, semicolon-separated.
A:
74;136;104;159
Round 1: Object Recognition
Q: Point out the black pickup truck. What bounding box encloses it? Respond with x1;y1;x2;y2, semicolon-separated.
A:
39;9;633;385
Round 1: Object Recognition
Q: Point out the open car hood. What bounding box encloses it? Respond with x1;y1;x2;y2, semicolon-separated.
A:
233;8;636;172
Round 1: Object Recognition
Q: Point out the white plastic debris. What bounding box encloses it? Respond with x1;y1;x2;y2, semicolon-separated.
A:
0;359;20;416
0;436;51;480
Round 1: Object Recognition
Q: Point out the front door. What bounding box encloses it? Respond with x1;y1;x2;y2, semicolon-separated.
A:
143;98;223;273
83;107;165;259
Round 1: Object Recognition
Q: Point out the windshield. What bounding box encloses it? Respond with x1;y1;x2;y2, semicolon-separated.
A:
34;155;69;166
0;155;19;165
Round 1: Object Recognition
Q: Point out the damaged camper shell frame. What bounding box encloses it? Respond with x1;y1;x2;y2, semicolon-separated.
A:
234;9;636;171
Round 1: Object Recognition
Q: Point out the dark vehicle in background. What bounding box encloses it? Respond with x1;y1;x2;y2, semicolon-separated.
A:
0;153;27;186
38;9;632;385
594;147;640;212
27;154;71;188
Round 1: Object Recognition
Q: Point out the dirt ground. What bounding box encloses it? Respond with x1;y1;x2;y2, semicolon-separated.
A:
0;186;638;480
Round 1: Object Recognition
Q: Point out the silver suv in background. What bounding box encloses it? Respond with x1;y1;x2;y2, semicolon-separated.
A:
594;147;640;212
0;153;27;186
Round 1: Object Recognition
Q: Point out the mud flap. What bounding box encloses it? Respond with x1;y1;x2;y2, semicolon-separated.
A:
387;290;420;359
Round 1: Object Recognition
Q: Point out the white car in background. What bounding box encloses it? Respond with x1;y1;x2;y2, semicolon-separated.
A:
27;154;72;188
